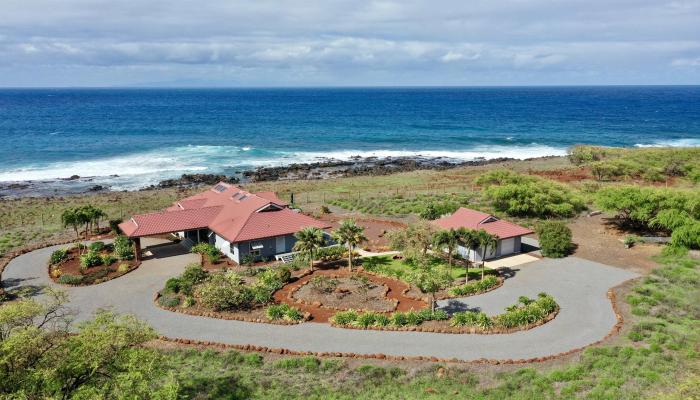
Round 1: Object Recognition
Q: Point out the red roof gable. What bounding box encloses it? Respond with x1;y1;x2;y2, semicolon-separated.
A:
433;207;533;239
120;182;329;242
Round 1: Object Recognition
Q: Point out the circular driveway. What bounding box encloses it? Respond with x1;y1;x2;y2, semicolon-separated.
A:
2;239;639;361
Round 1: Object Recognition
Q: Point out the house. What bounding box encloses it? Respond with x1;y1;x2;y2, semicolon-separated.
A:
432;207;534;261
118;182;331;263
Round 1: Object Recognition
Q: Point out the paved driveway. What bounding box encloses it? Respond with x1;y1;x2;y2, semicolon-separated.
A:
2;240;639;361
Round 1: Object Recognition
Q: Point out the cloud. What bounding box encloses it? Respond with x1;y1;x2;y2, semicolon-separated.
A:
0;0;698;85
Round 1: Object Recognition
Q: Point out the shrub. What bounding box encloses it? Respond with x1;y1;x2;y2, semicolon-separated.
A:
109;219;122;234
117;263;130;273
165;277;182;294
477;171;585;218
536;221;573;258
449;276;499;296
113;235;134;260
390;312;408;326
670;222;700;250
183;296;196;307
181;263;208;285
195;271;255;311
80;251;103;269
331;310;359;325
418;308;449;321
101;254;117;265
191;243;221;263
49;249;68;265
158;294;181;308
354;312;380;328
450;311;493;328
492;293;558;328
316;245;345;262
89;241;106;252
241;254;256;266
57;274;83;285
310;275;339;293
266;304;304;321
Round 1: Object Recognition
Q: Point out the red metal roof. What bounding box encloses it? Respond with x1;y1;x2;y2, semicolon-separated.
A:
432;207;534;239
120;182;329;242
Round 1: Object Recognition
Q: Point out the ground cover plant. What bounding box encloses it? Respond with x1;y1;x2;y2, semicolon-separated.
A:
329;193;474;217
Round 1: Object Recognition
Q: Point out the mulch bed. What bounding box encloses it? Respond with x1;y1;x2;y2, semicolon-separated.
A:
292;275;396;313
49;246;139;286
275;266;427;322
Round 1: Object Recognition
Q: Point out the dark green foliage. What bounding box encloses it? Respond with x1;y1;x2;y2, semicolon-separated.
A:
109;219;122;234
477;170;586;218
450;311;493;328
536;220;573;258
49;249;68;265
265;304;304;321
449;275;500;296
190;243;221;263
329;193;472;217
164;278;182;294
89;241;106;252
101;254;117;265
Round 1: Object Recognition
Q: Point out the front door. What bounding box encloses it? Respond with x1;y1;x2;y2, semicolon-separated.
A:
276;236;286;253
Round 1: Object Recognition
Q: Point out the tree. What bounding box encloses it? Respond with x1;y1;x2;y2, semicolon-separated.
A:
475;230;499;279
432;229;460;269
84;205;107;233
61;208;81;239
456;228;478;282
0;290;177;399
331;220;367;271
536;221;573;258
407;256;452;312
387;221;436;261
293;227;327;271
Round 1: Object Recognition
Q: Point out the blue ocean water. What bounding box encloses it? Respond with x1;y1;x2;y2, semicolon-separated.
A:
0;86;698;189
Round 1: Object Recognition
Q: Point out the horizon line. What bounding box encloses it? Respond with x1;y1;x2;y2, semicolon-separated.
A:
1;84;699;90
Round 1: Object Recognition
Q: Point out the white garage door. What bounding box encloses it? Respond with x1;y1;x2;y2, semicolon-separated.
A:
500;238;516;256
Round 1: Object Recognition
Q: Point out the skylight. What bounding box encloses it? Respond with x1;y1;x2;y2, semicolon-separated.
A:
231;192;240;199
239;195;249;201
213;184;227;193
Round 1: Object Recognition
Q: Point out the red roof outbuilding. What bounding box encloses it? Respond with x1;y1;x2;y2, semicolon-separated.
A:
432;207;533;239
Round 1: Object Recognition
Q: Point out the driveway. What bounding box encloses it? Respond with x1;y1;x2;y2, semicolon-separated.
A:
2;239;639;361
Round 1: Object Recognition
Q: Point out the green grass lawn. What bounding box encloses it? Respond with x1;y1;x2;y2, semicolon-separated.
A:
362;254;495;283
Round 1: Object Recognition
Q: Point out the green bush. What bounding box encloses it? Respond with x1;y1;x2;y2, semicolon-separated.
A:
354;312;382;327
165;277;182;294
449;275;499;296
536;221;573;258
191;243;221;263
117;263;130;273
331;310;359;325
101;254;117;265
315;245;345;262
477;170;586;218
113;235;134;260
49;249;68;265
195;271;255;311
450;311;493;328
109;219;122;234
417;308;449;321
158;294;181;308
181;263;208;285
89;241;106;252
241;254;256;266
80;251;103;269
57;274;83;285
670;222;700;250
492;293;558;329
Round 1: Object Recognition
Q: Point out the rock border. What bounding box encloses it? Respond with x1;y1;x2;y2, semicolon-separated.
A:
288;273;398;314
46;245;141;287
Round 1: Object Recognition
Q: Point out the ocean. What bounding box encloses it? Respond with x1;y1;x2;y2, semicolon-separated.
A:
0;86;699;191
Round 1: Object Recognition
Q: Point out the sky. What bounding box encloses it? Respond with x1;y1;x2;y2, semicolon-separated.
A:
0;0;699;87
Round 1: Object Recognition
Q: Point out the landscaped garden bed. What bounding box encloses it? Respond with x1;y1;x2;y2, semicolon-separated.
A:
291;274;396;312
48;236;139;286
155;262;310;325
329;293;560;334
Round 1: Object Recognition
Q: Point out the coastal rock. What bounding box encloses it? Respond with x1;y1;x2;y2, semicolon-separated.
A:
155;174;240;189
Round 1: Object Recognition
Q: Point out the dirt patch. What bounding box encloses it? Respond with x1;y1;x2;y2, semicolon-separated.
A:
529;168;593;182
318;214;407;252
292;275;396;312
275;267;427;322
568;214;661;274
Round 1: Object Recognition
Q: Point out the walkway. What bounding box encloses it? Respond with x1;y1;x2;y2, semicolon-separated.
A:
2;239;639;361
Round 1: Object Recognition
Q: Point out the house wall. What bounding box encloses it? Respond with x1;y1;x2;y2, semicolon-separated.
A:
236;234;298;262
214;234;236;262
457;236;523;261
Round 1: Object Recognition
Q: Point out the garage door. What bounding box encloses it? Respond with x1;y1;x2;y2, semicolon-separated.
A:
500;238;516;256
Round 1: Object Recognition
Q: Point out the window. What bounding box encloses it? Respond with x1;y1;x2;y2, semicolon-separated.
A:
249;241;263;256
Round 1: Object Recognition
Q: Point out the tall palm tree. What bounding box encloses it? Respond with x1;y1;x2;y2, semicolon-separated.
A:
331;220;367;271
432;229;460;270
293;227;327;271
476;230;499;280
457;228;478;282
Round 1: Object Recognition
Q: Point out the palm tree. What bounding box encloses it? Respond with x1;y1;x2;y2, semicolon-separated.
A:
293;227;327;271
332;220;367;271
476;230;499;280
432;229;460;270
457;228;478;282
61;208;81;240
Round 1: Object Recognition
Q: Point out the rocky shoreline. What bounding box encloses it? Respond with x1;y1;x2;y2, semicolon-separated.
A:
0;155;561;198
